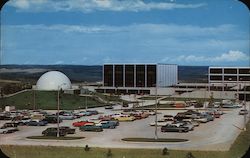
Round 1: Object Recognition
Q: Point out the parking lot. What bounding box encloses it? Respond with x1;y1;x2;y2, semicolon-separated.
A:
0;101;249;151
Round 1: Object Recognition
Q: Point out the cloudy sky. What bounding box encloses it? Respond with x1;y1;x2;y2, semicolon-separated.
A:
1;0;249;66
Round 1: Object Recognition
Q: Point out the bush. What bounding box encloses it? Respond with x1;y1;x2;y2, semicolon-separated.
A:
185;152;195;158
84;145;90;151
162;147;169;155
106;149;112;158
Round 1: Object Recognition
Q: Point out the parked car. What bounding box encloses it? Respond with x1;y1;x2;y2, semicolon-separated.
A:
99;121;116;129
105;106;114;109
59;126;76;134
27;120;48;126
202;113;214;121
194;117;209;123
59;113;75;120
98;115;114;121
42;127;67;137
130;113;142;120
150;119;169;126
173;121;194;131
239;109;248;115
2;122;18;128
0;113;12;120
88;118;102;124
86;110;99;115
72;121;93;127
43;116;62;123
79;124;103;132
114;115;135;122
148;110;156;115
17;118;31;125
0;127;19;134
74;111;92;117
161;124;189;133
163;115;174;121
108;120;119;126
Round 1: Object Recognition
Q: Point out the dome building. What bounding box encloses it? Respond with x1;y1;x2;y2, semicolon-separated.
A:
36;71;71;91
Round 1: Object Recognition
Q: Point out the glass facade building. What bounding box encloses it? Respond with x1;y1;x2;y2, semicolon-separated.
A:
103;64;177;88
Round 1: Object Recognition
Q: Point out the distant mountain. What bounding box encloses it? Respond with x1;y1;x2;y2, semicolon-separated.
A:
178;66;208;83
0;65;208;84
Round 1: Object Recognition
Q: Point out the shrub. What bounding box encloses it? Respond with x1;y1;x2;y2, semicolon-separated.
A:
185;152;195;158
162;147;169;155
106;149;112;158
84;145;90;151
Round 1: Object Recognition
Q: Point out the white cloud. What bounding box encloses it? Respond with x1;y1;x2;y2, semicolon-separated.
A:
213;50;249;62
54;60;64;64
7;0;206;12
6;23;237;36
166;50;249;63
8;0;48;10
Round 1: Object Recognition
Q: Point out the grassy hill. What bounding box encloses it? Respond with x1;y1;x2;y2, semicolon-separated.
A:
0;91;104;110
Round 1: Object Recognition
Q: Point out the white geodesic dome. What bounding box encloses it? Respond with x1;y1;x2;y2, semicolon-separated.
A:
36;71;71;90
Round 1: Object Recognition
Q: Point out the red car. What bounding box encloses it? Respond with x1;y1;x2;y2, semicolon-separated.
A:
72;121;93;127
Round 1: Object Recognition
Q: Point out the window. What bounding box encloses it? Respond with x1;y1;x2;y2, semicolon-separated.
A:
239;76;250;81
210;75;222;81
224;68;237;74
239;68;250;74
224;76;237;81
146;65;156;87
125;65;134;87
136;65;145;87
210;68;222;74
114;65;124;87
104;65;113;86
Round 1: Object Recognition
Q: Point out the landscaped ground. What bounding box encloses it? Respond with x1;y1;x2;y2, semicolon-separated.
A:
0;91;105;110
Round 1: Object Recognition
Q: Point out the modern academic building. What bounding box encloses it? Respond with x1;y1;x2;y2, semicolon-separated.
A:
208;67;250;101
95;64;178;94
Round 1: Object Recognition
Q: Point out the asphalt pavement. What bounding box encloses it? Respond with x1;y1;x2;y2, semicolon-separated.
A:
0;101;249;151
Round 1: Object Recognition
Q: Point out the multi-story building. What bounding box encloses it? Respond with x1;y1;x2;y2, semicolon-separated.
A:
209;67;250;83
209;67;250;101
97;63;178;94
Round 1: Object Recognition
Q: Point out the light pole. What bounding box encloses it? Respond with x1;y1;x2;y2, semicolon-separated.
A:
154;82;158;140
243;81;247;131
33;88;36;110
57;83;66;137
240;77;247;131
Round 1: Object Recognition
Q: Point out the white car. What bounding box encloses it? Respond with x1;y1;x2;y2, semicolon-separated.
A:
239;109;248;115
194;117;209;123
0;127;19;134
150;119;169;126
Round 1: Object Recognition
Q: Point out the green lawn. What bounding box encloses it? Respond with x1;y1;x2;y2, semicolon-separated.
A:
0;91;105;110
27;136;85;140
94;92;122;102
136;104;174;109
1;120;249;158
139;96;223;103
138;96;164;100
122;138;188;142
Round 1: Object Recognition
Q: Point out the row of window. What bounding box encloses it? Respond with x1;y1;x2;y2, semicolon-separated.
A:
104;64;156;87
210;68;250;74
210;75;250;81
95;88;150;95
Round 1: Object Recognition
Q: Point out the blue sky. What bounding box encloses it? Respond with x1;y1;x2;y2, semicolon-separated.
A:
1;0;249;66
